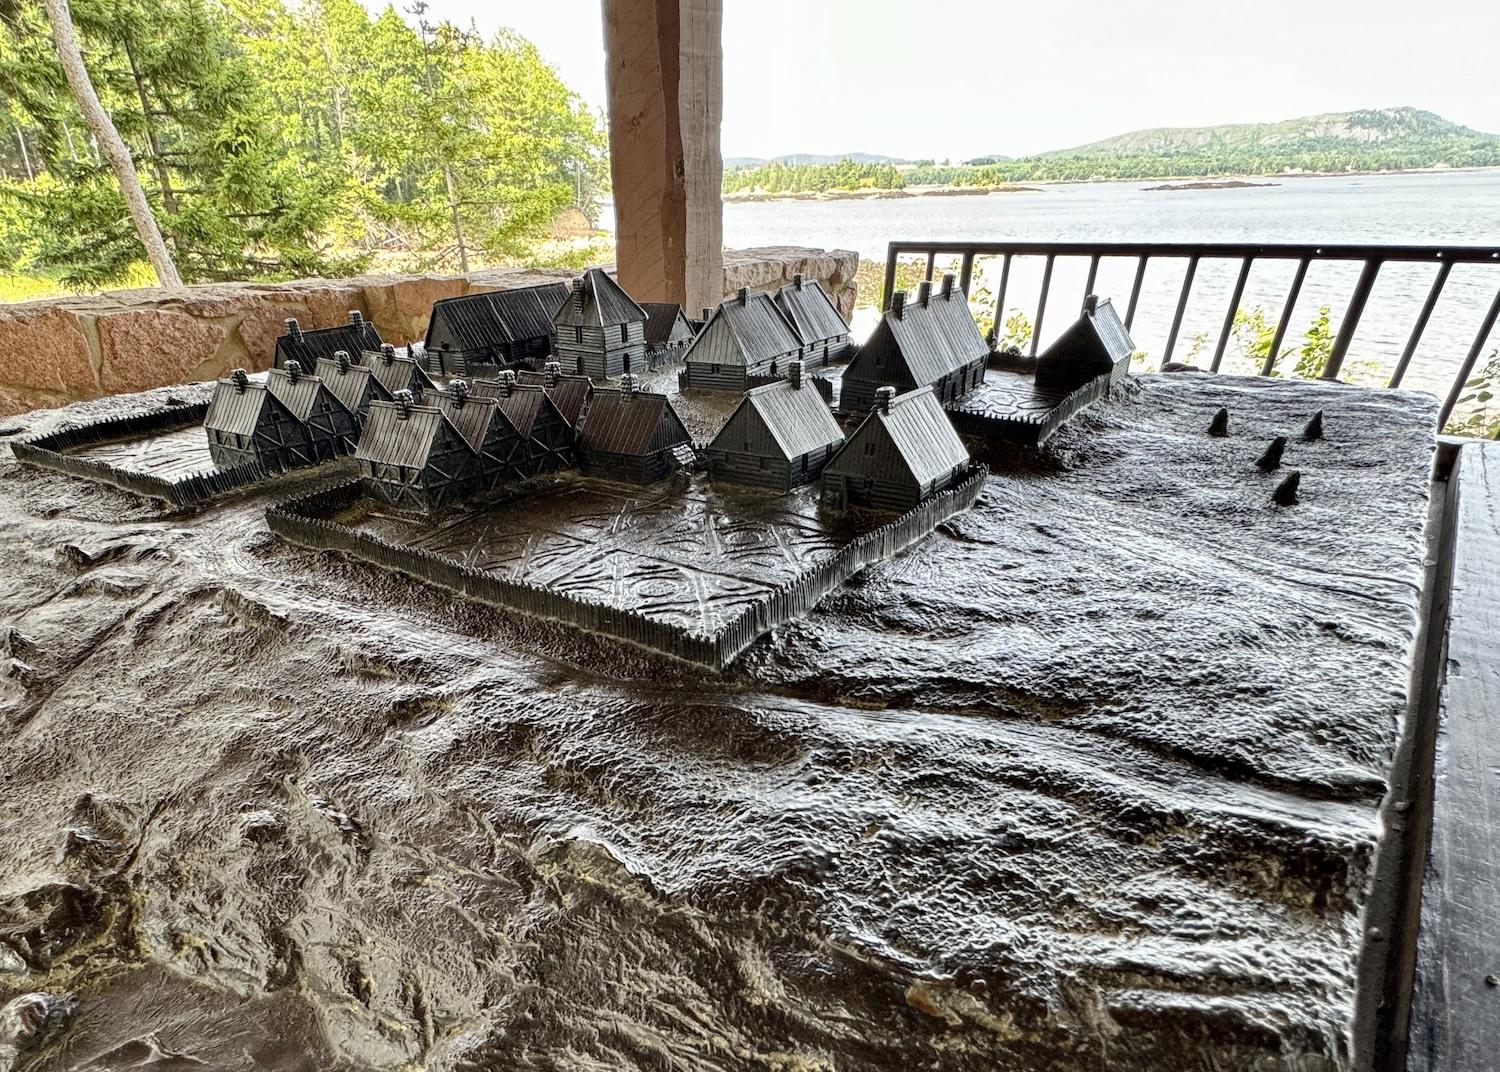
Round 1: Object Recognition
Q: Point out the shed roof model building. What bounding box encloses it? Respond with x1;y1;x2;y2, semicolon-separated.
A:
822;386;971;513
773;274;851;368
314;351;380;421
363;343;436;399
264;361;361;462
708;361;845;491
422;282;569;378
1037;295;1136;391
552;269;649;380
576;375;692;484
354;392;476;512
641;302;696;357
275;312;381;371
517;362;593;427
840;274;988;414
203;369;311;471
682;287;805;392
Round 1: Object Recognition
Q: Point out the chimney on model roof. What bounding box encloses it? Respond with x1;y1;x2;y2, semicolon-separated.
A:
793;272;804;291
737;286;749;306
496;370;517;397
620;372;637;397
335;349;351;374
380;343;397;365
285;359;303;383
283;317;302;340
348;310;364;327
394;388;413;419
702;307;713;321
543;360;561;388
1083;293;1099;315
789;359;803;390
918;280;932;307
941;273;955;299
571;277;585;313
230;368;249;393
875;385;895;415
450;378;469;407
891;291;906;320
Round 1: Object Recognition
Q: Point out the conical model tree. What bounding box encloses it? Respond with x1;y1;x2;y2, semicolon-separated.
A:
41;0;182;288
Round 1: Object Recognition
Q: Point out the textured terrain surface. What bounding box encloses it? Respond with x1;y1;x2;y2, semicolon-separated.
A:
0;374;1436;1071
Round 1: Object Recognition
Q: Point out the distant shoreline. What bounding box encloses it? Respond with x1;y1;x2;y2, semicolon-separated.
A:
722;184;1041;205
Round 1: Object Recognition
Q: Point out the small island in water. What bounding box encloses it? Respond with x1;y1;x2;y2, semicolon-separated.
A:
1144;179;1281;192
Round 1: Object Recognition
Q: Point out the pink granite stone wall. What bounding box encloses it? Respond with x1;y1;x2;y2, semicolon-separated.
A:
0;247;857;418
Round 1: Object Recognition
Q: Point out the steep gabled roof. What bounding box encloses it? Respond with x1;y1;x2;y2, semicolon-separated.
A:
355;401;465;469
774;278;848;345
468;381;565;438
517;369;593;426
424;283;569;351
314;357;375;415
204;377;292;437
685;291;803;368
716;379;844;461
864;284;988;386
578;388;690;456
830;387;969;488
266;366;347;423
364;347;435;396
552;268;647;329
423;390;520;452
277;321;381;369
641;303;695;347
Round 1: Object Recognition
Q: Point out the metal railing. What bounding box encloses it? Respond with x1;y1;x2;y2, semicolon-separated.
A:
882;241;1500;430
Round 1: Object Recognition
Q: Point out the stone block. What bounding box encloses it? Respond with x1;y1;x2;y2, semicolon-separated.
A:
98;310;228;394
0;306;97;395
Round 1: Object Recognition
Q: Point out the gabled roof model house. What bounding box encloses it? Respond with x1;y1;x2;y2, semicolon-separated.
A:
354;392;477;512
708;361;845;491
517;362;593;427
822;386;971;512
363;343;436;399
641;302;696;359
1037;295;1135;391
682;287;804;392
552;268;649;381
471;371;575;474
314;351;380;422
774;274;851;368
576;374;692;484
275;312;381;371
264;361;361;463
839;274;988;414
422;282;569;378
425;380;528;495
203;369;312;472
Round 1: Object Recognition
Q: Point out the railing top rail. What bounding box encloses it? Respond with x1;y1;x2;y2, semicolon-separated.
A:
885;240;1500;263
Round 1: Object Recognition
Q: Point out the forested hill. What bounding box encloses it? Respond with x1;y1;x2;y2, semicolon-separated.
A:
1047;107;1498;158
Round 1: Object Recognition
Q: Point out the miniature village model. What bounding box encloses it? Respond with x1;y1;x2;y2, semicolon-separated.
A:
9;263;1140;667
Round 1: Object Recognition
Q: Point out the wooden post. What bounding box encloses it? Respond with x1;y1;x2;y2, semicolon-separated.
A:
603;0;723;316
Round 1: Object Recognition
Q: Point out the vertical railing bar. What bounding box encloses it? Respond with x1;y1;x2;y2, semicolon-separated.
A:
1438;283;1500;430
924;251;936;283
1163;255;1200;364
958;252;975;296
1211;258;1253;373
882;243;897;312
1125;256;1148;331
1083;255;1100;307
1261;257;1311;377
1031;254;1055;358
1389;260;1452;388
991;254;1012;348
1322;259;1382;380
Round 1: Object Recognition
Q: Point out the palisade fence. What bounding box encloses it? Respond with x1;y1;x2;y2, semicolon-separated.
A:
883;241;1500;433
9;402;271;506
267;467;987;670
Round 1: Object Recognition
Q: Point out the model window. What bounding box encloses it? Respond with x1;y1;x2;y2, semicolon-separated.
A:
620;324;628;344
574;326;583;344
711;363;720;375
863;441;875;456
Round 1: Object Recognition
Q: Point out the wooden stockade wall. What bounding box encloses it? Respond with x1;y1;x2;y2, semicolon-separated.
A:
945;374;1114;446
267;466;987;670
9;403;270;507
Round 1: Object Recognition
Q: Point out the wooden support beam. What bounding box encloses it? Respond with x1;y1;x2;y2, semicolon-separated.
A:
603;0;723;317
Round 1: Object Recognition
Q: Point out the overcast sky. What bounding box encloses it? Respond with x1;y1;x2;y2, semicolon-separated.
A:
378;0;1500;161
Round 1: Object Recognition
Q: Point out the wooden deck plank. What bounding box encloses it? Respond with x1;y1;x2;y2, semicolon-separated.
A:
1409;442;1500;1071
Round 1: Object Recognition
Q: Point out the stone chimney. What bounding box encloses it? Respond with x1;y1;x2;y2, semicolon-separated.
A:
380;343;397;365
335;350;351;374
1083;294;1099;315
285;360;302;383
544;360;561;388
941;273;955;299
450;378;469;407
737;286;749;306
702;307;713;321
918;280;932;307
621;372;638;397
875;385;895;415
793;272;804;291
789;360;803;390
231;368;249;393
891;291;906;320
283;317;302;339
496;370;517;397
394;388;413;419
348;310;364;327
571;277;585;314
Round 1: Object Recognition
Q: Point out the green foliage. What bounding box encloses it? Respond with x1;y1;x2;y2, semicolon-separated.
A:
1450;350;1500;438
996;308;1033;351
0;0;607;287
724;158;904;195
